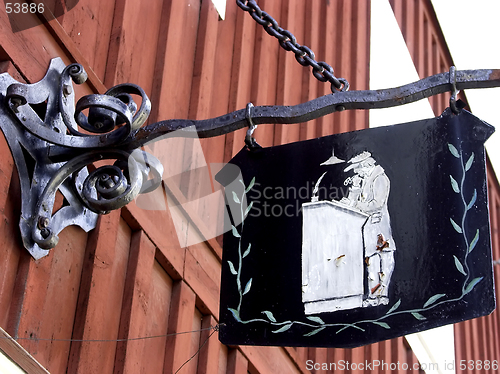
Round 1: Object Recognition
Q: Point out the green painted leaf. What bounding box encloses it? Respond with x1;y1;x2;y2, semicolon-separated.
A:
465;152;475;171
227;261;238;275
232;191;240;204
272;323;293;333
423;293;446;308
243;278;252;295
243;243;251;258
245;177;256;193
450;218;463;233
304;327;326;337
228;308;241;322
373;321;390;329
448;143;460;158
467;189;477;210
244;201;254;217
411;312;427;321
386;299;401;315
262;311;276;322
464;277;483;295
231;225;240;238
450;175;460;193
469;229;479;253
306;316;325;325
454;255;467;276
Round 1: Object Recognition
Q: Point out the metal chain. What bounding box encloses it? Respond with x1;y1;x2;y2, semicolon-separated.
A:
236;0;349;93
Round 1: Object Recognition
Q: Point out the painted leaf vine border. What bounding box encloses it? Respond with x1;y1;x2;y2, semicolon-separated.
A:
227;143;483;336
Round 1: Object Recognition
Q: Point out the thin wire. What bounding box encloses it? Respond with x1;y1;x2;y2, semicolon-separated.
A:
174;328;218;374
1;325;218;343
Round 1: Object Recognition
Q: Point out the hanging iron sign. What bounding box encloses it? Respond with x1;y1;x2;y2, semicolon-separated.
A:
216;109;496;348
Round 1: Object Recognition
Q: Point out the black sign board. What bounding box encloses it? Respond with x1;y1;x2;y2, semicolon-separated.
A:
216;109;496;348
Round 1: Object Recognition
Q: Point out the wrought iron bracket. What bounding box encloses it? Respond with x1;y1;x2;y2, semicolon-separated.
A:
0;58;499;259
0;58;163;259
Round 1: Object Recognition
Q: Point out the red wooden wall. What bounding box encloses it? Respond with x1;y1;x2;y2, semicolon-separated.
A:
0;0;496;373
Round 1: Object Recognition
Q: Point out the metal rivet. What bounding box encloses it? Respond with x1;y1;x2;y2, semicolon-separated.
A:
63;84;73;96
38;217;49;229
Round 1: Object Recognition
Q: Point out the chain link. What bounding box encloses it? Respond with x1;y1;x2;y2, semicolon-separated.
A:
236;0;349;93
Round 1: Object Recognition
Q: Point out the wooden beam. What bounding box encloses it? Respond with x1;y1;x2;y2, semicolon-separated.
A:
0;327;49;374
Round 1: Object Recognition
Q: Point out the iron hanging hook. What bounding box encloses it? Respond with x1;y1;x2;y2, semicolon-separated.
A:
244;103;261;150
449;66;465;114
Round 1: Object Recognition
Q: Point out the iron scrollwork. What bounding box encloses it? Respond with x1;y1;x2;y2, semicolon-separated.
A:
0;58;162;259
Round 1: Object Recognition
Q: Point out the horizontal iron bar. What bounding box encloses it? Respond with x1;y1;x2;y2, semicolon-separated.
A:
47;69;500;159
123;69;500;149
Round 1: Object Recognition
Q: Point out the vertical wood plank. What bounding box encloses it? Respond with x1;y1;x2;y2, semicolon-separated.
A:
197;315;220;374
209;0;240;159
151;0;200;122
415;0;425;78
495;198;500;361
186;308;203;374
366;343;381;374
227;349;248;374
351;0;370;131
0;191;21;328
347;346;365;373
299;0;321;141
463;321;473;368
218;342;228;374
250;0;281;148
104;0;164;93
335;0;353;134
315;0;334;137
7;226;88;374
0;95;20;327
122;185;184;278
189;0;219;123
225;0;256;160
184;246;220;317
187;0;227;241
330;348;346;373
490;196;500;362
274;0;303;145
58;0;116;81
67;212;131;374
392;337;407;374
403;0;415;57
113;230;161;373
454;323;465;369
163;281;197;373
379;340;392;372
308;347;327;374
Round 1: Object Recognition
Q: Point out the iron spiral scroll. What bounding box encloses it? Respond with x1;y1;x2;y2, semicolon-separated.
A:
0;58;163;259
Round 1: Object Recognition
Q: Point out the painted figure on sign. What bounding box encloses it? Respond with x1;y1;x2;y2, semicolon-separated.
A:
340;151;396;307
302;149;396;314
